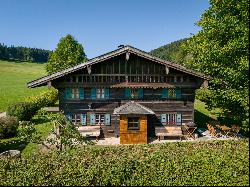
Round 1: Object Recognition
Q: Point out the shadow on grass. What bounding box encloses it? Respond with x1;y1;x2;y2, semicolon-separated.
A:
194;109;216;129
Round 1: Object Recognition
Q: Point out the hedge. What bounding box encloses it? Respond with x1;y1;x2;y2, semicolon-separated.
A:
6;89;58;121
0;140;248;186
6;102;36;121
25;88;58;110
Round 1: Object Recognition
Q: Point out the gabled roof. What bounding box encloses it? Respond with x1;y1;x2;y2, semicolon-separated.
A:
113;101;155;115
27;45;210;88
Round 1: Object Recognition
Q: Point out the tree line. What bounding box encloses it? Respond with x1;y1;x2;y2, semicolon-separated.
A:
0;43;52;63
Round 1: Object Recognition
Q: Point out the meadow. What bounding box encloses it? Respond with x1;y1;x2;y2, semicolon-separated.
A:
0;60;47;112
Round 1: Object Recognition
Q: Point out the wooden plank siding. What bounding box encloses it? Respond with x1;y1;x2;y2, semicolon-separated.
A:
58;87;195;138
51;52;203;139
120;115;148;144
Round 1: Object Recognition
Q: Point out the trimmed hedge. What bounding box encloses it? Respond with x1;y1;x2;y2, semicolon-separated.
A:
6;102;36;121
0;116;19;139
26;88;58;110
0;140;248;186
6;89;58;121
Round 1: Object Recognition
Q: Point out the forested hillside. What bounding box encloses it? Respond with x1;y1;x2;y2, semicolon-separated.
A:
149;38;188;64
0;43;52;63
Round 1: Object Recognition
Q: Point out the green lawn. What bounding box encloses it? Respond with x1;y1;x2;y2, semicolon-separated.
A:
0;60;47;112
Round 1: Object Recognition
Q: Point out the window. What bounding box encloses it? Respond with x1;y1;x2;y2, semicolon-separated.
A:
128;117;140;130
71;114;81;125
71;88;79;99
125;88;143;99
97;88;105;99
168;89;176;99
95;114;105;125
161;113;182;125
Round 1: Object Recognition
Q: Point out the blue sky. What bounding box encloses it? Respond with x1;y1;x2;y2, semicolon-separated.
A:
0;0;209;58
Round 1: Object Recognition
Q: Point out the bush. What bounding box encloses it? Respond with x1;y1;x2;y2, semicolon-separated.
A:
0;116;19;139
0;140;248;186
26;88;58;110
6;102;36;121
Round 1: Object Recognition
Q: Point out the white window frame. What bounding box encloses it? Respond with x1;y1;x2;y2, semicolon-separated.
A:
95;114;105;125
71;88;79;99
96;88;105;99
71;114;81;125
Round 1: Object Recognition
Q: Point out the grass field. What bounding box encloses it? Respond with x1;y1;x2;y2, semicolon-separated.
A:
0;60;47;112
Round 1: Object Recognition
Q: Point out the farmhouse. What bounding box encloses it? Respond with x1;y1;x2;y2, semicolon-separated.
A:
27;45;209;144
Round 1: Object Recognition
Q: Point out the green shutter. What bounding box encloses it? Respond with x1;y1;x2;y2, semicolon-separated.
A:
79;88;84;99
176;113;182;125
176;88;181;99
162;88;169;99
90;114;95;125
104;114;111;126
91;88;96;99
104;88;110;99
65;113;72;121
138;88;143;99
125;88;131;99
161;114;167;125
64;88;71;99
81;114;87;126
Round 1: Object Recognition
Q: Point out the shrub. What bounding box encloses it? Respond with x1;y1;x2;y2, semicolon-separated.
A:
0;116;19;139
6;102;36;121
26;88;58;110
0;140;248;186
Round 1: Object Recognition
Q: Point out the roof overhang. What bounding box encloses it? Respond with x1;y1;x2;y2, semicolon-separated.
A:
113;101;155;115
27;45;211;88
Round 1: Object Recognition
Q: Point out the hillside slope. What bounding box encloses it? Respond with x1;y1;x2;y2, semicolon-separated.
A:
0;60;47;112
150;38;188;64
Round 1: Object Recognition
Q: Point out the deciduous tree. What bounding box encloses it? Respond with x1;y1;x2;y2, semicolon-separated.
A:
46;34;87;74
182;0;249;133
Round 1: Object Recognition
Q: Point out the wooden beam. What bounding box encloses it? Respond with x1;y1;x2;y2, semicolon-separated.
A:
126;52;130;61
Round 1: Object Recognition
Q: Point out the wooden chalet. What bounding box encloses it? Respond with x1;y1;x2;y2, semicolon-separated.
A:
27;45;210;144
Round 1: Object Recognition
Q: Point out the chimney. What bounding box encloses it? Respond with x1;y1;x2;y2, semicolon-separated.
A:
118;45;124;49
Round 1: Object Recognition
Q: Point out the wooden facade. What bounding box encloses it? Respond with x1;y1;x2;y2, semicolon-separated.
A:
120;115;148;144
27;45;209;144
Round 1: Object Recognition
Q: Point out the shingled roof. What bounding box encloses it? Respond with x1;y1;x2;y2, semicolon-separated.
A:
113;101;155;115
27;45;211;88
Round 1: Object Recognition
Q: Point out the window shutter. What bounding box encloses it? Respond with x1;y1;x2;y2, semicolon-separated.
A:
65;113;72;121
104;114;111;126
176;113;182;125
138;88;143;99
91;88;96;99
90;114;95;125
104;88;110;99
79;88;84;99
81;114;87;126
162;88;169;99
125;88;131;99
161;114;167;125
64;88;71;99
176;88;181;99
